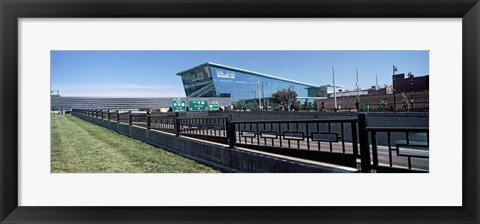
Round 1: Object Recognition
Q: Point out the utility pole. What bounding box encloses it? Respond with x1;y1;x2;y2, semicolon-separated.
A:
332;66;337;111
393;65;397;111
410;75;414;111
355;68;360;112
257;78;262;110
375;74;378;91
356;67;360;98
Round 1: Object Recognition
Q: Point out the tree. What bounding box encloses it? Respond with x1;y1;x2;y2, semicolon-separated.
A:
379;98;388;111
233;100;247;111
313;100;318;111
302;99;311;111
271;88;298;111
293;101;302;111
246;101;259;111
401;92;410;111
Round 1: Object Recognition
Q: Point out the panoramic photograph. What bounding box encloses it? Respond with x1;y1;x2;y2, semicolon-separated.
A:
51;50;429;173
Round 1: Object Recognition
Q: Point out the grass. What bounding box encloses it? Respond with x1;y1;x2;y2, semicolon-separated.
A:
51;115;219;173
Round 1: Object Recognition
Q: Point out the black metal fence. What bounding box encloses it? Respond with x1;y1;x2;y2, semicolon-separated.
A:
71;109;429;173
230;118;358;153
149;113;176;133
228;118;359;167
367;127;429;172
176;116;229;144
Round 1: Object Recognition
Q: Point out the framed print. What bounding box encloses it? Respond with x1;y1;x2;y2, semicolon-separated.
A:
1;0;479;223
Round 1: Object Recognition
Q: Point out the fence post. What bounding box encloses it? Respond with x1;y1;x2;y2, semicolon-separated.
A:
175;112;180;136
371;131;379;168
100;110;104;120
116;110;119;123
351;120;359;156
107;110;110;121
128;111;132;125
227;113;235;148
146;111;151;130
358;113;371;173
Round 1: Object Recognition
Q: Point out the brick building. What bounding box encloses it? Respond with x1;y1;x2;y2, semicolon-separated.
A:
317;91;429;112
393;73;429;93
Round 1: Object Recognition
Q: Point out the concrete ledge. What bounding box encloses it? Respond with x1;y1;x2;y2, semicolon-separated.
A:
72;113;356;173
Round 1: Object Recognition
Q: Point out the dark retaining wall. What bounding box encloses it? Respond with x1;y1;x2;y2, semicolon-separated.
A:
72;113;355;173
208;111;429;127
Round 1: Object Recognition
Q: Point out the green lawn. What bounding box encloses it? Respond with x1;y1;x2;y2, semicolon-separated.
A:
51;115;218;173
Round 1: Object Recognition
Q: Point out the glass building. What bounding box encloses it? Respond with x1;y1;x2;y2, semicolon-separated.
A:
177;62;326;103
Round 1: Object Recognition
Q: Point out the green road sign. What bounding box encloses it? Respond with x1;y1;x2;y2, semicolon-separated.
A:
172;98;186;112
209;101;220;111
188;100;209;111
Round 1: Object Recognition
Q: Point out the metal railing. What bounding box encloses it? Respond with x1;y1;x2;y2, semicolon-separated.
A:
228;118;359;168
176;116;229;144
71;109;429;173
367;127;429;172
147;113;176;133
178;116;228;137
229;118;358;154
117;112;131;124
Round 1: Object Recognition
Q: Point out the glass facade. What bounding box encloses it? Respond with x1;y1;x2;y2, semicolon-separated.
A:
177;63;325;102
178;64;215;97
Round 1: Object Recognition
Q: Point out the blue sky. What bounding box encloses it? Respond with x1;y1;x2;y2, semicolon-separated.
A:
51;51;429;97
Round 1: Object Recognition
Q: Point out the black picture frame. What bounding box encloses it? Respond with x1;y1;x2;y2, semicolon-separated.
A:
1;0;479;223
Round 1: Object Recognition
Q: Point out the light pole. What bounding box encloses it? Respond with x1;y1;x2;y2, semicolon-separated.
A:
393;65;397;111
332;66;337;112
410;75;414;111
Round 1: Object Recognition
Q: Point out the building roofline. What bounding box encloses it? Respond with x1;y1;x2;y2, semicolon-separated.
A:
320;84;345;88
176;62;211;75
176;62;320;88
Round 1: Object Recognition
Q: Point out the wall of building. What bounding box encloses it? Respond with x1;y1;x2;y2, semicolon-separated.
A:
51;97;231;110
318;91;429;112
208;110;428;127
178;63;325;102
393;73;429;93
